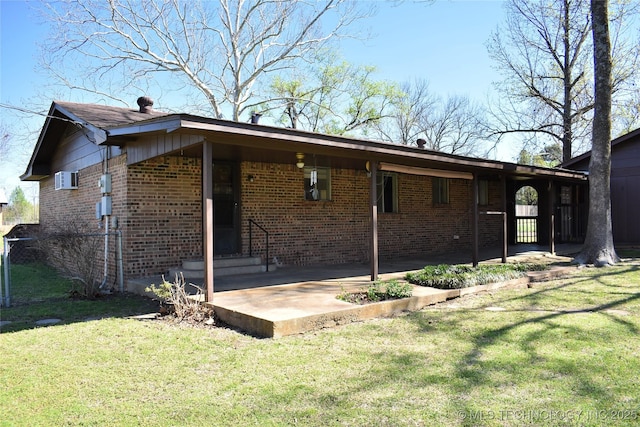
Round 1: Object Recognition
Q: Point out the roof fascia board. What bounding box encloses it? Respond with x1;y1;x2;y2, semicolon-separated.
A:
106;116;185;139
90;113;588;181
53;103;108;144
159;116;508;171
379;163;474;179
21;103;59;180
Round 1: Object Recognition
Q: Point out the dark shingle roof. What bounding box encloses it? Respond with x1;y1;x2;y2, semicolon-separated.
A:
55;101;170;129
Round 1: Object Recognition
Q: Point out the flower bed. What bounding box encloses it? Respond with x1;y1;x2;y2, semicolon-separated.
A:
405;263;548;289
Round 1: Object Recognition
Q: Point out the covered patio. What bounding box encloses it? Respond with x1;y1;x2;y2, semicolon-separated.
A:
131;243;581;337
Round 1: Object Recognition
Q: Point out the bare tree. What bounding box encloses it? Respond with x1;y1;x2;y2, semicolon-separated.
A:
374;80;489;156
574;0;619;266
374;80;437;145
487;0;639;163
0;124;10;161
39;0;371;121
419;95;488;156
264;52;400;135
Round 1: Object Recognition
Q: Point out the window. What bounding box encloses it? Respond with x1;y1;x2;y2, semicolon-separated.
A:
377;172;398;213
478;179;489;205
433;177;449;205
304;166;331;201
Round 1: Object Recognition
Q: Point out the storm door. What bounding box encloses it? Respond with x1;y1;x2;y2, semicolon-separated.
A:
213;162;240;255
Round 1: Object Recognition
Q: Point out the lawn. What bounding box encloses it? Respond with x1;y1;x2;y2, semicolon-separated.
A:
1;259;639;426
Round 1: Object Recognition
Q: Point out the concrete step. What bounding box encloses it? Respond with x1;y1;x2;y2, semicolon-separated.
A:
181;256;263;270
168;256;274;279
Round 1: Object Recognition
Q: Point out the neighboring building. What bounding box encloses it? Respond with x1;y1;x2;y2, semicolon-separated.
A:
563;127;640;246
21;99;587;294
0;188;7;225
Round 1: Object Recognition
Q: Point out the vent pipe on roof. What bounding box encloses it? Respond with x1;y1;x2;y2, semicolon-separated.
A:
251;112;262;124
137;96;154;113
416;138;426;149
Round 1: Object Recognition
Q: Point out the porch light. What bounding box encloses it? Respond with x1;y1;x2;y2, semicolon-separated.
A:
296;153;305;169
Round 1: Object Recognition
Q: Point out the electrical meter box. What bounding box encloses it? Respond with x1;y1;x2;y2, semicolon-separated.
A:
99;174;112;194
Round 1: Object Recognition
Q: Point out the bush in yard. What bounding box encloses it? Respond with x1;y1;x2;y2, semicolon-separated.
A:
384;279;413;299
337;279;413;304
405;263;547;289
146;273;213;322
35;220;104;298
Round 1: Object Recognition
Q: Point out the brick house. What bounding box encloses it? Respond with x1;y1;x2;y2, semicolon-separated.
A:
21;99;587;297
563;127;640;246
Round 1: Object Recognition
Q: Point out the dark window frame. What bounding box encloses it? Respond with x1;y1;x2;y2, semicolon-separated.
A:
377;172;398;213
433;177;450;205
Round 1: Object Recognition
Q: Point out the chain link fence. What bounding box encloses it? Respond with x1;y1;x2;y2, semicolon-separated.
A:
1;231;124;307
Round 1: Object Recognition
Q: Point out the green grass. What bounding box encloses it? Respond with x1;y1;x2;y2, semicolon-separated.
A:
1;261;640;426
1;262;158;333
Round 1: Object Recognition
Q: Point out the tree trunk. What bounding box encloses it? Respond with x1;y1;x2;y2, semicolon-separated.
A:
574;0;619;266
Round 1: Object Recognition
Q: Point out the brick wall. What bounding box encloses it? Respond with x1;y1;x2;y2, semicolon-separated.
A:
39;156;125;288
239;162;502;266
125;156;202;277
376;174;472;260
40;154;508;281
240;162;370;266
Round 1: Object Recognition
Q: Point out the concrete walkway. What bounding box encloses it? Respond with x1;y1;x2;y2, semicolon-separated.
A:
202;244;581;338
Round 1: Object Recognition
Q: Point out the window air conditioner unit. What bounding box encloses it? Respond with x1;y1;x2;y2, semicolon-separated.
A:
55;171;78;190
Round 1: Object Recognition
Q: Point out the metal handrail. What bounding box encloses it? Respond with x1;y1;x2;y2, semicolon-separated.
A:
248;219;269;272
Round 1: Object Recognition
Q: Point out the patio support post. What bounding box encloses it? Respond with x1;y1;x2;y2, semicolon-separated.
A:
501;174;508;263
369;160;379;281
548;179;555;255
472;173;479;267
203;141;215;302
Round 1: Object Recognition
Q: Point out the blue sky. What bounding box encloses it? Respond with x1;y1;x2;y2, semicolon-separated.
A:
0;0;508;198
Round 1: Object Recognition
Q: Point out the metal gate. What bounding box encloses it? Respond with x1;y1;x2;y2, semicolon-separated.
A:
516;216;538;243
515;204;538;244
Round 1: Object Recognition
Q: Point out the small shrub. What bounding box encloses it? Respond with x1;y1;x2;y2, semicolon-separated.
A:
405;263;548;290
336;280;413;304
384;279;413;299
146;273;213;322
366;281;384;302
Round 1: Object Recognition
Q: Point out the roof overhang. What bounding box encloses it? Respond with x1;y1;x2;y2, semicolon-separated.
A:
108;114;587;181
22;102;589;184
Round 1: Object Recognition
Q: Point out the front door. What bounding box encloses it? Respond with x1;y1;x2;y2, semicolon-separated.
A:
213;162;239;255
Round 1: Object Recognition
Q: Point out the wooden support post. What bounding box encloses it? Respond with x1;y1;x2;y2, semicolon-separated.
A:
501;175;508;263
203;141;214;302
548;179;555;255
472;173;479;267
369;161;379;281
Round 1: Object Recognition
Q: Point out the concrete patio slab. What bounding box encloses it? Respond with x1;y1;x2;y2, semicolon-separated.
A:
208;264;577;338
132;244;582;338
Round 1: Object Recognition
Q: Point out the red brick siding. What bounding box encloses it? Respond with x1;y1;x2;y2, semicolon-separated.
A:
41;154;507;280
240;163;370;266
239;163;498;266
376;175;472;260
125;156;202;277
39;158;123;285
